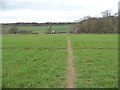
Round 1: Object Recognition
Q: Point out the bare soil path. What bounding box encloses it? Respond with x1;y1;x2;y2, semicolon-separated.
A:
67;36;75;88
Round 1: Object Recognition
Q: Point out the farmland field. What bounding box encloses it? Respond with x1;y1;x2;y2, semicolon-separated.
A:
2;25;72;34
2;34;118;88
2;35;68;88
70;34;118;88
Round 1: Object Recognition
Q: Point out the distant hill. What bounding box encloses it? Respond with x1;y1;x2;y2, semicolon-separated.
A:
2;24;73;34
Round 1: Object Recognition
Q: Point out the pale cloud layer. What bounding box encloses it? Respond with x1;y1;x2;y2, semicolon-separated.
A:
0;0;119;23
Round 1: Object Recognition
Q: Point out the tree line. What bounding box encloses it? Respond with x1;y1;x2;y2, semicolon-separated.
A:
3;22;75;26
70;10;118;34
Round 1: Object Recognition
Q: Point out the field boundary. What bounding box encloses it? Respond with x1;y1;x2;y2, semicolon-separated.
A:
67;36;75;88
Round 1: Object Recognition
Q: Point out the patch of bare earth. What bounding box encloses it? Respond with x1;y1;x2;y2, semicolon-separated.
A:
67;37;75;88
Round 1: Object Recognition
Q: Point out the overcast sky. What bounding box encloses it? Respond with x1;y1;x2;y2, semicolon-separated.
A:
0;0;119;23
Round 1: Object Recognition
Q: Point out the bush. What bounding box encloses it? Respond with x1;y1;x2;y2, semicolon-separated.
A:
9;26;19;34
45;26;52;34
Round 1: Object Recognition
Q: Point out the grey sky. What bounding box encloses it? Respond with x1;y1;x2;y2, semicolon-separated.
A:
0;0;119;23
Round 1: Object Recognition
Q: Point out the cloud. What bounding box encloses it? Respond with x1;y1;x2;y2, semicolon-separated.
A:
1;0;118;11
0;0;119;23
1;2;82;11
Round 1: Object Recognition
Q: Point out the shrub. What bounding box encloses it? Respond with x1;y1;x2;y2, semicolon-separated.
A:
9;26;19;34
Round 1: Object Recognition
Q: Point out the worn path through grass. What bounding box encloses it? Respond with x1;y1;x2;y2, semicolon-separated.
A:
67;36;75;88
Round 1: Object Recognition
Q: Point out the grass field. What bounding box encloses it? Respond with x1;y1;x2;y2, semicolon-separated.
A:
70;34;118;88
2;25;72;34
2;35;68;88
2;34;118;88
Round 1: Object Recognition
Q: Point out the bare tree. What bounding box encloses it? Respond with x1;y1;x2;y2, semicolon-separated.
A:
101;10;112;18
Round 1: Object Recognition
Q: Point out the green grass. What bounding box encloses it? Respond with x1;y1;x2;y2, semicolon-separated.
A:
52;25;71;32
3;35;67;49
2;34;118;88
3;49;67;88
19;26;49;33
2;35;67;88
2;25;72;34
74;50;118;88
70;34;118;88
70;34;118;49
